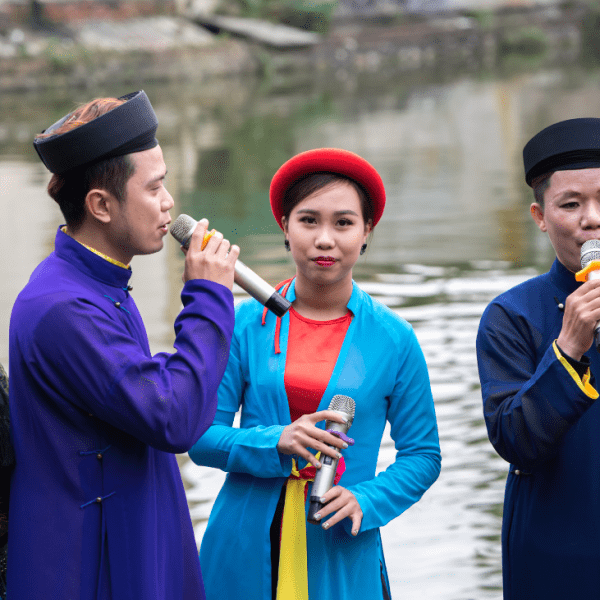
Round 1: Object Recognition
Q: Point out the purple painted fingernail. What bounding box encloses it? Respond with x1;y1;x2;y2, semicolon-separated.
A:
326;430;355;446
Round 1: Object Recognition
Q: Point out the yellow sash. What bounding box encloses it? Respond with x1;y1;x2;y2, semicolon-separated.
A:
276;458;313;600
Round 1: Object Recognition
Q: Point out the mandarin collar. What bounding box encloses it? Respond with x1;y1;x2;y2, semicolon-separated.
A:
549;258;580;296
54;226;132;288
284;278;361;314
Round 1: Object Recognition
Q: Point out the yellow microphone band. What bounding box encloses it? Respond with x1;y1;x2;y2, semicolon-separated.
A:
575;260;600;282
200;229;216;250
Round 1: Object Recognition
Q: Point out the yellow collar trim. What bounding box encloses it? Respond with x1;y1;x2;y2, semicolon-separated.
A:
60;226;130;270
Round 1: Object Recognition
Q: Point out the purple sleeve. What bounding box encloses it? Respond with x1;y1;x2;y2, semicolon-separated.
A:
32;279;234;453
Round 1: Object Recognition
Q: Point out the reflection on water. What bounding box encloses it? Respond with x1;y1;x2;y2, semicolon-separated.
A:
3;59;600;598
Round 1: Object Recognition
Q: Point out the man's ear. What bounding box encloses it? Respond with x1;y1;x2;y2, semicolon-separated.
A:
85;189;114;224
530;202;547;232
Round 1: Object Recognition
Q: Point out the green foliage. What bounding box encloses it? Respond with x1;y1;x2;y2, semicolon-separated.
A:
580;7;600;63
235;0;337;33
43;38;80;73
463;9;495;30
276;8;332;34
499;26;547;57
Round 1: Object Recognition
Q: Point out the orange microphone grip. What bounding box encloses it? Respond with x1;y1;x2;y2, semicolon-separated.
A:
201;229;216;250
576;259;600;282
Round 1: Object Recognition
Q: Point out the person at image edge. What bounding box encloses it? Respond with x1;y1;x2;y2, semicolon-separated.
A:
477;118;600;599
7;91;238;599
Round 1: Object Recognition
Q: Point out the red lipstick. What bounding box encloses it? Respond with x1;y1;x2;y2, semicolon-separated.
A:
313;256;336;267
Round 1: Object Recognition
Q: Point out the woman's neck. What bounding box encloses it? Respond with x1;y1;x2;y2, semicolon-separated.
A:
292;273;352;320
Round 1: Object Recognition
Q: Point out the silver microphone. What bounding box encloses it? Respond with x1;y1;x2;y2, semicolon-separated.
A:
581;239;600;279
307;394;355;525
170;214;291;318
580;240;600;351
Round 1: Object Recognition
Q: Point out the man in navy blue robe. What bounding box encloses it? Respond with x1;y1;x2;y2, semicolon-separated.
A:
477;118;600;599
7;91;239;599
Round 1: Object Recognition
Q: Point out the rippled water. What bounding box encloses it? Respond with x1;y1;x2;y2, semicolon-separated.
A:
3;56;600;598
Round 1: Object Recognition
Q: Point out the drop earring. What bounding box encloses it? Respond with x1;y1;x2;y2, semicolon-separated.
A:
284;239;290;251
360;243;367;255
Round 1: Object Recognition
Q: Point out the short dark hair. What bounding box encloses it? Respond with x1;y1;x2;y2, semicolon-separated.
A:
46;155;135;230
281;172;374;225
531;171;554;207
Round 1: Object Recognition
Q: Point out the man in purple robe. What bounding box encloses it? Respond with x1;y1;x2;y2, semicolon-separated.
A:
7;91;238;599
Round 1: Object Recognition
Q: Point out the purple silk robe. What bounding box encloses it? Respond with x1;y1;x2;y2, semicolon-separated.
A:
7;228;234;600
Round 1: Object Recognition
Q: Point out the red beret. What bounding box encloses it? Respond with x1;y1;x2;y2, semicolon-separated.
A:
269;148;386;230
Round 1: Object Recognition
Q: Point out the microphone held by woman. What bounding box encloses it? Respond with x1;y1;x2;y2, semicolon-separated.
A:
170;214;291;317
307;395;356;524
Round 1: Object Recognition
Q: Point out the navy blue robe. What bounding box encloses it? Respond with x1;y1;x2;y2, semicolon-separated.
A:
7;228;235;600
477;258;600;599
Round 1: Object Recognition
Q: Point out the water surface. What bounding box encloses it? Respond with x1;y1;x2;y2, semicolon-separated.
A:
2;60;600;598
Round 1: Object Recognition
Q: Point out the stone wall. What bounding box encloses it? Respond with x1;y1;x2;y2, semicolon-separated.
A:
1;0;177;26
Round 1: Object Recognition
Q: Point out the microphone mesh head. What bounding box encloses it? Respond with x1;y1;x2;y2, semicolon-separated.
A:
170;214;197;247
328;394;355;425
581;239;600;269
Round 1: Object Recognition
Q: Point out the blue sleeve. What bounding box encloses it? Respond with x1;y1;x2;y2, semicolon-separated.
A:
32;279;234;454
476;301;598;471
188;324;293;478
346;330;441;534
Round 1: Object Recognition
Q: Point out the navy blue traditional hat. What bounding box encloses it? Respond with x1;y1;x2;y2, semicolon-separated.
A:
523;117;600;186
33;90;158;175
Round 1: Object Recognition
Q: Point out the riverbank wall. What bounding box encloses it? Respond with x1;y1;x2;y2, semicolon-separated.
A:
0;0;593;92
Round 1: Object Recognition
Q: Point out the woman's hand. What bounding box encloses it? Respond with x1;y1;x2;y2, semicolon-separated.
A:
277;410;348;468
312;485;363;536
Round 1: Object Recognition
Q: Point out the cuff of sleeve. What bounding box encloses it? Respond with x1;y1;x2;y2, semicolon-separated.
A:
182;278;234;303
227;425;294;478
555;341;590;378
553;340;599;399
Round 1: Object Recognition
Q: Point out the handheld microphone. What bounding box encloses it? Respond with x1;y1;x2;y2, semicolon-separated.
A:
580;239;600;351
307;394;355;525
170;215;291;318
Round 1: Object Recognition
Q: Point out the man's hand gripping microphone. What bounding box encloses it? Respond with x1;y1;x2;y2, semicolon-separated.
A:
577;239;600;352
170;214;291;317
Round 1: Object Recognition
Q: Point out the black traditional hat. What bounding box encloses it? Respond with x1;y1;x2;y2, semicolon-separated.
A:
33;90;158;175
523;117;600;186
